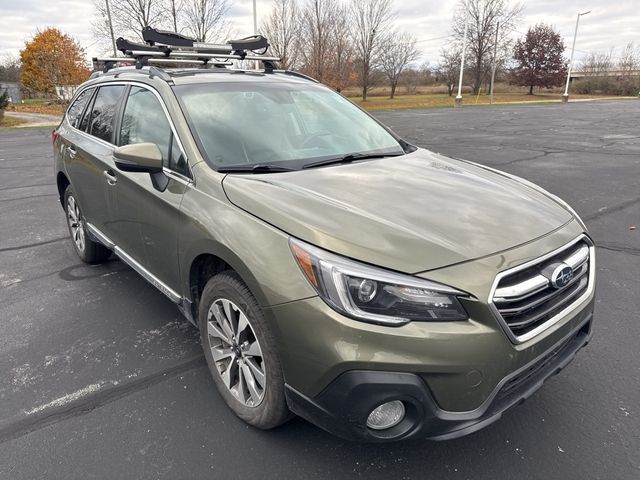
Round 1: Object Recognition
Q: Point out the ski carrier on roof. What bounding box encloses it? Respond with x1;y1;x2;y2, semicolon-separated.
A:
92;26;280;73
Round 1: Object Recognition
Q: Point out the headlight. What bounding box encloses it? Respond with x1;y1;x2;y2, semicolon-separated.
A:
290;238;469;326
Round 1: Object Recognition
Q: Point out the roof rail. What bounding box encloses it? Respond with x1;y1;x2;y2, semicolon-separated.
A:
90;62;179;81
282;70;320;83
92;26;280;76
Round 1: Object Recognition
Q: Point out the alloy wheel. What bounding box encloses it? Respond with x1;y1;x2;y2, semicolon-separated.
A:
66;195;85;252
206;298;266;407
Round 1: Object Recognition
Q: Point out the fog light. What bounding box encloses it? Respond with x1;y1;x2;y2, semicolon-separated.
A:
366;401;405;430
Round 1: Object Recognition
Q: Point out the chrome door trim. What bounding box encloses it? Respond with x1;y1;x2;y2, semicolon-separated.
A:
86;222;182;304
86;223;115;249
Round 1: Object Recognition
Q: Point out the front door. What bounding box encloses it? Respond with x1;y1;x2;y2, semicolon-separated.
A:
109;85;191;292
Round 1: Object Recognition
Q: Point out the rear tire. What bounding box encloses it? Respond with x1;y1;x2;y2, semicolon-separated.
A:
199;271;291;429
63;185;111;264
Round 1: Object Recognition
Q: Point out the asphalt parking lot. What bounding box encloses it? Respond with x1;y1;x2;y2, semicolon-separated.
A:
0;99;638;479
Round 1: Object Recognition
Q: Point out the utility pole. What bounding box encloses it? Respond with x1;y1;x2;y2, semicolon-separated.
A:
253;0;259;69
105;0;117;57
563;10;591;103
489;21;499;105
455;4;469;108
253;0;258;35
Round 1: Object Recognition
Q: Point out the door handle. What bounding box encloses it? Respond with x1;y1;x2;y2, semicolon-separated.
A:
67;146;77;158
103;169;118;186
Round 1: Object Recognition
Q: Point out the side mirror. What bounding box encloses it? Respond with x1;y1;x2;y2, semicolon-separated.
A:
113;143;163;174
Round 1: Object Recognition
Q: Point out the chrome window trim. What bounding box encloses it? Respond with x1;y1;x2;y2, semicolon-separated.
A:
64;80;193;182
488;234;595;344
163;167;192;185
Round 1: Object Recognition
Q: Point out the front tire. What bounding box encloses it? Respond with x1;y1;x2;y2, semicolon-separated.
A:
199;271;290;429
63;186;111;264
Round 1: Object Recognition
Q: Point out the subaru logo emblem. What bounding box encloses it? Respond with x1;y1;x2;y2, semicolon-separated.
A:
551;263;574;289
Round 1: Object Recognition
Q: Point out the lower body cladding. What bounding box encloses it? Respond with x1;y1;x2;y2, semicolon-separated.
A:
285;314;593;441
268;276;595;442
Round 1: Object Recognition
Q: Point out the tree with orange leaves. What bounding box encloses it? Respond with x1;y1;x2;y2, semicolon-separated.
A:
20;28;90;95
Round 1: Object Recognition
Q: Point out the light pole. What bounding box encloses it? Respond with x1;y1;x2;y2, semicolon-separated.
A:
489;21;499;104
252;0;258;34
252;0;259;69
562;10;591;103
105;0;117;57
455;4;469;108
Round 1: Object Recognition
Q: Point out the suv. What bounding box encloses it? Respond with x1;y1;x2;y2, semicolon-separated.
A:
53;33;595;442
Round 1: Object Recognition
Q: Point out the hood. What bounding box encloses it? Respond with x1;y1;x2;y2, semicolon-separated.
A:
222;149;573;273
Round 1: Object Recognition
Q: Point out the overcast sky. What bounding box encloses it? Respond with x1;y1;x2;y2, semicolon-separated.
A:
0;0;637;66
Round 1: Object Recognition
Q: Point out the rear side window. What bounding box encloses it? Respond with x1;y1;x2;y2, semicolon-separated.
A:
66;88;94;128
119;86;188;176
78;92;95;132
88;85;125;143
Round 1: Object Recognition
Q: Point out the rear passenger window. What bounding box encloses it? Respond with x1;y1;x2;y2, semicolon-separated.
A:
119;86;188;176
78;93;95;132
88;85;125;143
66;88;93;128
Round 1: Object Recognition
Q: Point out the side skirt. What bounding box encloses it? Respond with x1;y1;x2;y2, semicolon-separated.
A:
85;222;197;326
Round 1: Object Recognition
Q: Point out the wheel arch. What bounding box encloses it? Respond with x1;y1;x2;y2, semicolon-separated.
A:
184;239;270;322
56;171;70;208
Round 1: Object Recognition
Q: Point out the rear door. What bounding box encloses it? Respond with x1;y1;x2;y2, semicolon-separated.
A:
59;87;95;209
109;84;191;291
64;84;126;233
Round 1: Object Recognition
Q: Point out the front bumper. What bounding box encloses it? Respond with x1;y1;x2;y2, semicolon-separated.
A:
285;313;592;442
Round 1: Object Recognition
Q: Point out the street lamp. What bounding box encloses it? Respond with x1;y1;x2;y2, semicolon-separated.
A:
455;4;469;108
562;10;591;103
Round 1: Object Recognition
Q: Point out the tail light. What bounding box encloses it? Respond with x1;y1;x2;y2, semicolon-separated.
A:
51;129;58;144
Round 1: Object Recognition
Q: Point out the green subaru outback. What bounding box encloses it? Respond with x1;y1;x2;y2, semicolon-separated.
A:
53;32;595;442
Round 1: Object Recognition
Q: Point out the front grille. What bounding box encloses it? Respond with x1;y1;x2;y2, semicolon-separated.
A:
491;237;592;342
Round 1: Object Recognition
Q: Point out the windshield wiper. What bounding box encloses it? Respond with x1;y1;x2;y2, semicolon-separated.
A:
217;164;296;174
302;152;405;169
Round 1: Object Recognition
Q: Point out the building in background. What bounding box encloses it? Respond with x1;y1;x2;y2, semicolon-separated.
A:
0;82;22;103
55;85;79;102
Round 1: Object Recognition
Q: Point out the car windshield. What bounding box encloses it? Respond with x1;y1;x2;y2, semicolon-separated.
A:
173;80;405;170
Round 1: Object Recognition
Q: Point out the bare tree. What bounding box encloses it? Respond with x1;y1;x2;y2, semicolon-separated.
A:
261;0;301;70
94;0;166;43
298;0;355;90
379;33;420;98
165;0;184;33
182;0;230;42
438;46;462;96
580;50;613;76
330;3;355;92
618;42;639;76
0;55;21;82
350;0;395;101
299;0;338;83
452;0;522;94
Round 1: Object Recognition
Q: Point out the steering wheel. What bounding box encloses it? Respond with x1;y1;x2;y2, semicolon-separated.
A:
241;143;281;163
301;131;336;148
300;130;349;148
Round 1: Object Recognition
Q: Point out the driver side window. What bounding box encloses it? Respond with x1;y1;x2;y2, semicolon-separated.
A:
119;86;188;177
